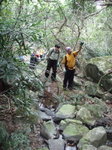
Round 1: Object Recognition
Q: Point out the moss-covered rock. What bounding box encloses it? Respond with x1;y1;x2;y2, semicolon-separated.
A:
85;56;112;93
98;145;112;150
84;98;107;118
60;119;83;130
76;107;95;125
56;104;76;118
62;121;89;138
78;127;107;148
41;120;57;139
80;144;97;150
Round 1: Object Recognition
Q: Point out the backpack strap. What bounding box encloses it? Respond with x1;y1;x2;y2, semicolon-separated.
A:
73;53;76;57
49;49;60;60
49;49;54;57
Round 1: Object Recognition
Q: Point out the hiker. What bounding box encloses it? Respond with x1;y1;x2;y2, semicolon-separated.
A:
45;44;60;81
29;51;38;68
62;42;84;90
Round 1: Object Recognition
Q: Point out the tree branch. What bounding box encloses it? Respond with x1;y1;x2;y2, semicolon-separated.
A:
107;24;112;30
97;69;112;94
101;2;112;6
51;31;66;48
84;7;105;20
56;5;67;35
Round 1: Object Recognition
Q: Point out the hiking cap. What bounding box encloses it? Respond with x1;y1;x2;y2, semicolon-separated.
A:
65;47;71;51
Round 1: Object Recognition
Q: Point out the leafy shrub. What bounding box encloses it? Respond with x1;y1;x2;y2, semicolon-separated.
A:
0;122;9;150
10;131;31;150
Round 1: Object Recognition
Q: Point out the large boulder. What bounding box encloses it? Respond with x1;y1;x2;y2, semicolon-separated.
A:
80;144;97;150
60;119;83;130
61;119;89;139
85;56;112;93
47;138;65;150
84;81;103;98
78;127;107;148
83;98;107;119
98;145;112;150
76;107;95;125
73;76;84;87
38;111;52;121
56;104;76;118
40;121;57;139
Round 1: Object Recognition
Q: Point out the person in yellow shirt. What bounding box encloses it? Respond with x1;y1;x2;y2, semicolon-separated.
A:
62;42;84;90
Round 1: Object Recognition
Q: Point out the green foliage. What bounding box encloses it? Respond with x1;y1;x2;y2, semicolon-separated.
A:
0;57;20;84
0;122;8;141
10;131;31;150
0;122;9;150
82;9;112;56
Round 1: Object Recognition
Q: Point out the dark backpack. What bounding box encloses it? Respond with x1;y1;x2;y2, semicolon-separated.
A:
30;55;37;64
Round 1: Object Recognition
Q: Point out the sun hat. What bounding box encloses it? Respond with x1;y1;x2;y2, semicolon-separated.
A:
65;47;71;51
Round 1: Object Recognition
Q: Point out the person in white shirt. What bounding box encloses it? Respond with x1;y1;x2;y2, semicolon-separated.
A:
45;44;60;82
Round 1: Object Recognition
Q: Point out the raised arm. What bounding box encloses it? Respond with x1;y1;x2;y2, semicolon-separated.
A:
73;42;84;56
78;42;84;52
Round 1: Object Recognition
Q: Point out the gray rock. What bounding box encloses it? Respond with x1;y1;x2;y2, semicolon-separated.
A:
79;144;97;150
84;98;107;118
85;56;112;93
40;120;57;139
38;111;52;121
73;76;83;87
62;120;89;138
60;119;83;131
38;148;49;150
78;126;107;148
47;138;65;150
98;145;112;150
76;107;95;125
84;81;103;98
39;107;55;117
56;104;76;118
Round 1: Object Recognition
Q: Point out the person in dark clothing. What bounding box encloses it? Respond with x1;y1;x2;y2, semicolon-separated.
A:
30;51;38;69
62;42;84;90
45;44;60;81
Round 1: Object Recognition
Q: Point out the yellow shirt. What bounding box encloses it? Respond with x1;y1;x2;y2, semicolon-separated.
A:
62;51;79;69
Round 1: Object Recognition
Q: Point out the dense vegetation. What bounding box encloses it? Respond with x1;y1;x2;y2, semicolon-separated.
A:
0;0;112;149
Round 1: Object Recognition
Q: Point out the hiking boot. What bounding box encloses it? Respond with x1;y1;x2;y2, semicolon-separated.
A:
68;87;73;90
